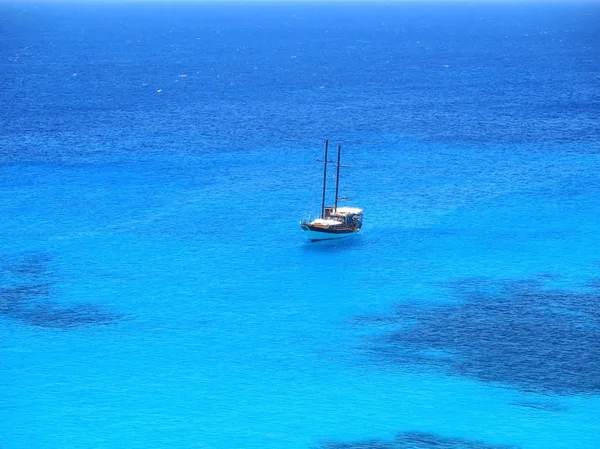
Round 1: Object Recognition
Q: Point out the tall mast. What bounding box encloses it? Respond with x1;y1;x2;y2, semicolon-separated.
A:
334;144;341;212
320;139;329;219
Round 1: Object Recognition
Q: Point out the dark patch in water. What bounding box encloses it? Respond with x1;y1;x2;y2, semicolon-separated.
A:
10;301;119;329
316;431;519;448
358;279;600;395
9;253;54;278
0;253;120;329
588;278;600;290
0;283;53;313
511;400;568;413
318;440;394;449
535;273;561;281
348;314;401;326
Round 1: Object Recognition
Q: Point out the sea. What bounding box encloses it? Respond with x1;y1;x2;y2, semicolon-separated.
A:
1;1;599;448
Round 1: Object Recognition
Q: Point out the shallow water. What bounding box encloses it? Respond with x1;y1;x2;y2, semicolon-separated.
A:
1;2;599;448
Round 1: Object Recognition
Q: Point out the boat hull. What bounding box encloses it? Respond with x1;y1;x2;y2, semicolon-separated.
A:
300;224;359;242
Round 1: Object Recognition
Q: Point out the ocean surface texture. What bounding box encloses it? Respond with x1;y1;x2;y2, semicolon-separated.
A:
1;2;599;448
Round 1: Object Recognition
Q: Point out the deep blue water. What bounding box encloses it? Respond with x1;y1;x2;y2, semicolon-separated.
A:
1;2;600;448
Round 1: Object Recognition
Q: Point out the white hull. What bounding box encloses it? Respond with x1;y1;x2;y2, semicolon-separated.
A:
302;228;359;242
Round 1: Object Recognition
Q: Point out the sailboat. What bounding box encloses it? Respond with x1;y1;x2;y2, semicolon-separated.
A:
300;139;363;242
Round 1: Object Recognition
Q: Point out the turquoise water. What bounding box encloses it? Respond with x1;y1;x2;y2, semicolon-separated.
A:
2;2;600;448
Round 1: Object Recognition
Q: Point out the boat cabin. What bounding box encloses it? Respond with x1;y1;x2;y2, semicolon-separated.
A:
323;206;363;228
